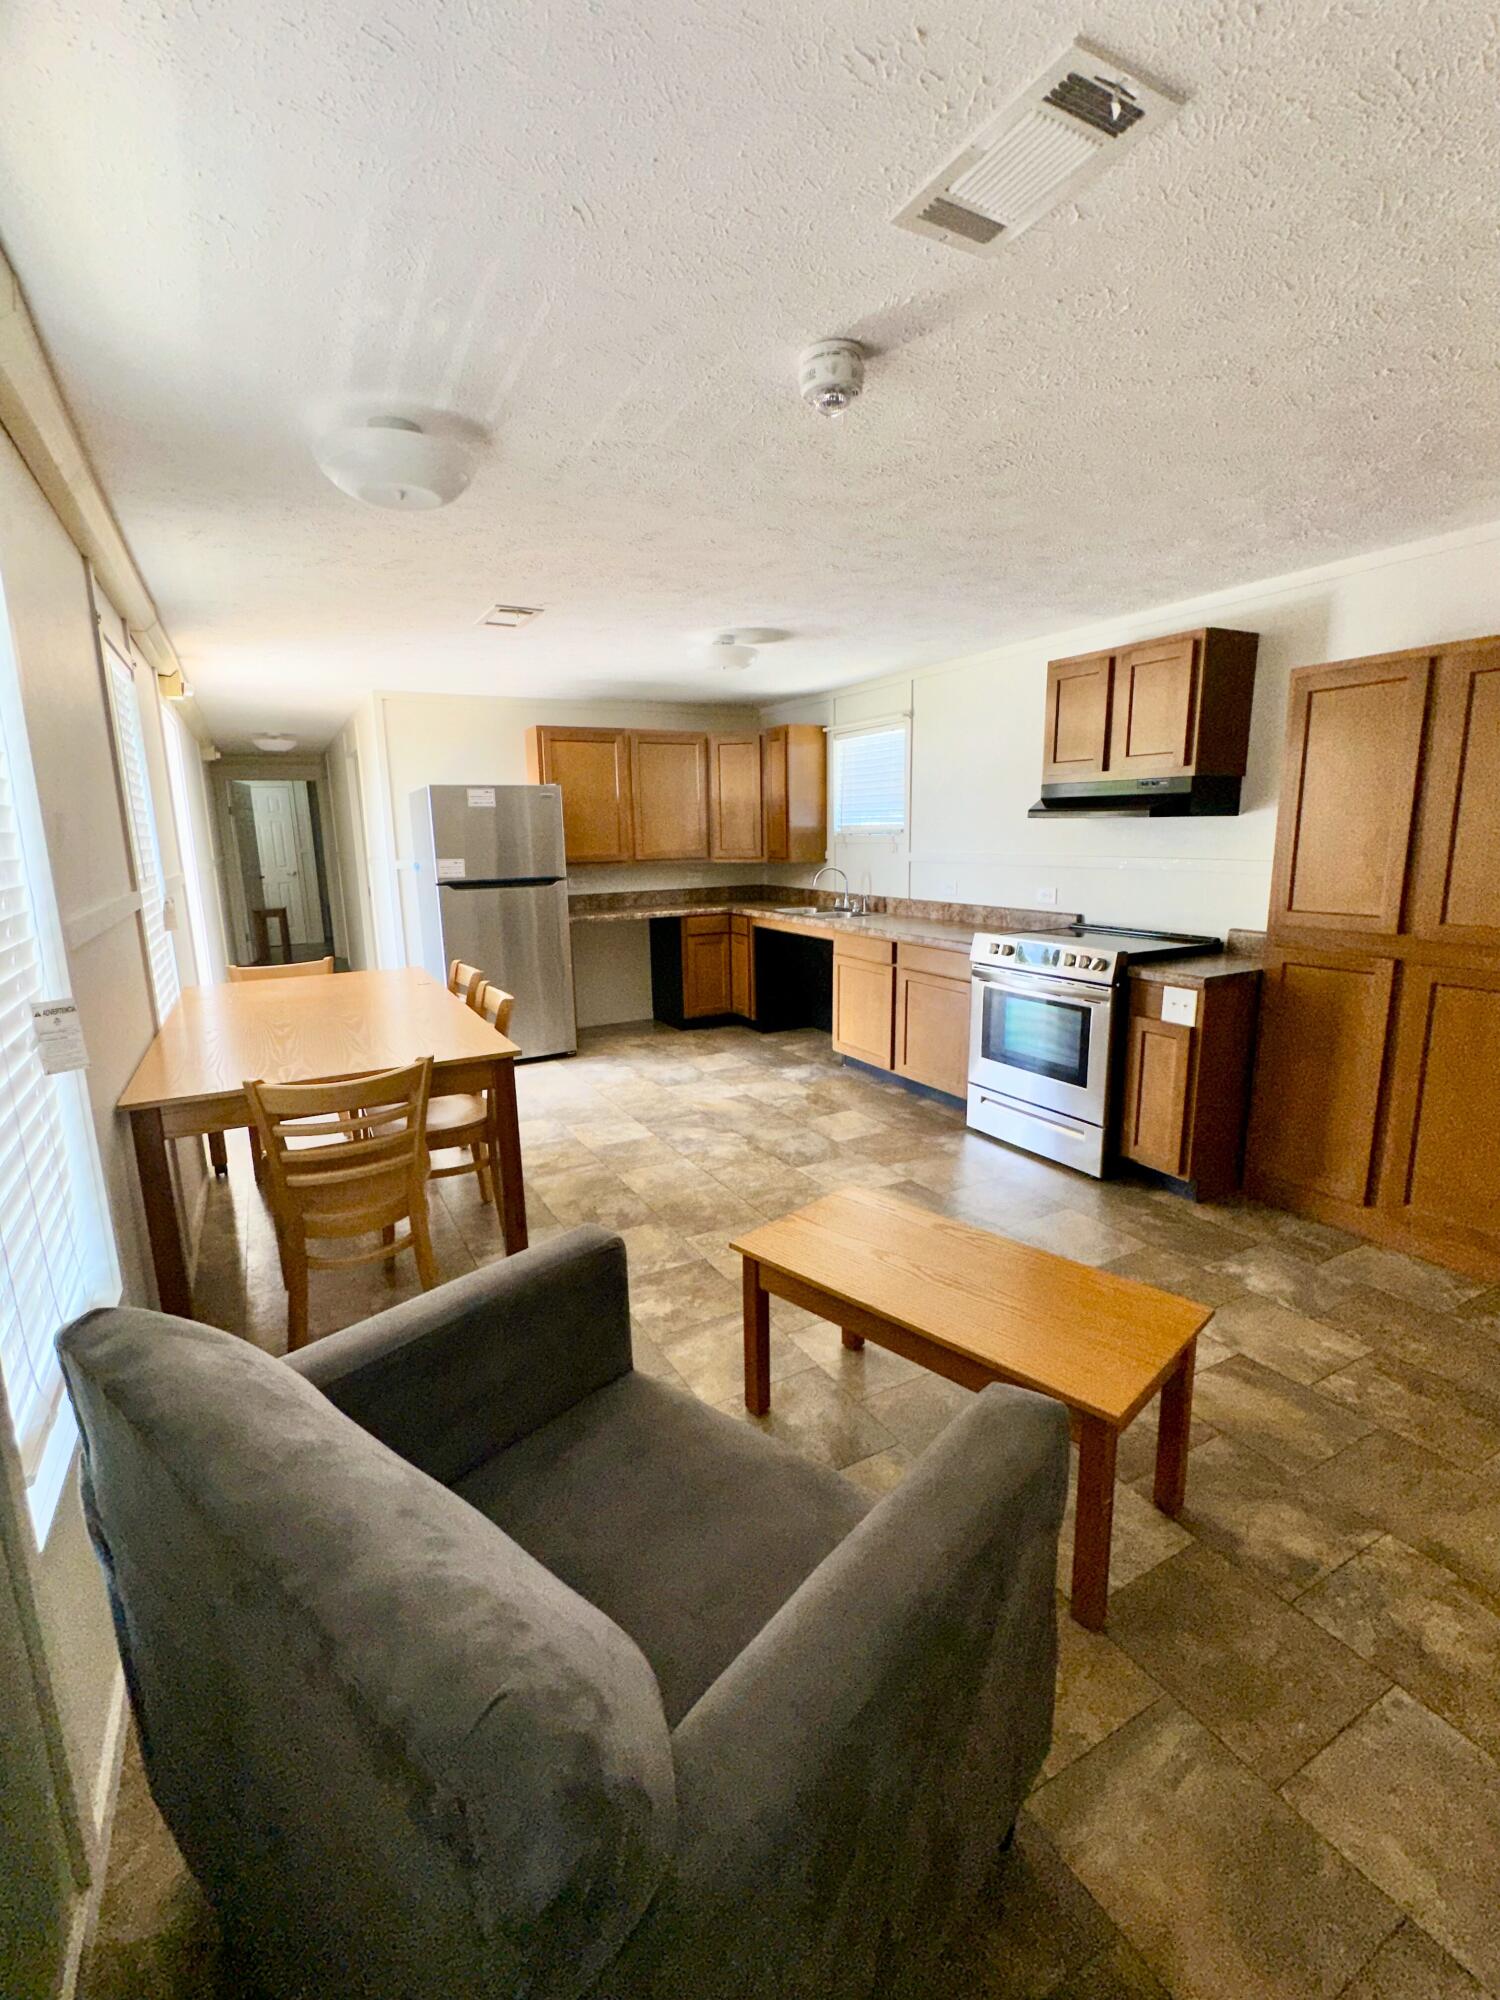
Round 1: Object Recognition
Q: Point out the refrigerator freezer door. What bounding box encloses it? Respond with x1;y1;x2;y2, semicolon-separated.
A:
427;785;566;882
437;880;577;1058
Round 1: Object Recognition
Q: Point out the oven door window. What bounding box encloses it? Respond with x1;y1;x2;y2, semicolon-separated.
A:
982;986;1093;1089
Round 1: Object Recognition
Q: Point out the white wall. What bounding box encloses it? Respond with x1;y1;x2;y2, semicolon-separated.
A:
768;518;1500;937
372;691;814;1025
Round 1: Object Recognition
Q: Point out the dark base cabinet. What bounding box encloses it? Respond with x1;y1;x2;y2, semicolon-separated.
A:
649;916;832;1031
752;929;832;1032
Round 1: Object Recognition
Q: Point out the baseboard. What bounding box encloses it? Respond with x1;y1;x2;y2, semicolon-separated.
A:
58;1671;127;2000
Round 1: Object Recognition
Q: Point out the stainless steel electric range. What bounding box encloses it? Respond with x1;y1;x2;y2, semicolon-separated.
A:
967;924;1218;1177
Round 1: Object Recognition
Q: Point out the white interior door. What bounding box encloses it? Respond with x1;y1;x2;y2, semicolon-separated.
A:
251;782;318;944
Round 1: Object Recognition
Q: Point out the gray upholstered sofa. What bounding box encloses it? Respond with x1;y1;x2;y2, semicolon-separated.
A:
60;1225;1068;1999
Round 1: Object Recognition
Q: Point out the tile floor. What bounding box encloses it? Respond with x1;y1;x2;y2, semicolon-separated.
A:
81;1020;1500;1999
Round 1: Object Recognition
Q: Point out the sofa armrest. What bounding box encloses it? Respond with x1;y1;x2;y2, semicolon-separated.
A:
285;1226;633;1486
614;1382;1068;1999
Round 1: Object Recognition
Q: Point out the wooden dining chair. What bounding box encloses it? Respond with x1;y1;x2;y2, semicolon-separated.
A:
425;978;515;1210
245;1058;437;1351
447;959;486;1005
228;957;335;981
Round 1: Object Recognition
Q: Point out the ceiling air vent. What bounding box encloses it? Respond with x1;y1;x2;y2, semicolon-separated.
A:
478;604;543;629
893;39;1183;257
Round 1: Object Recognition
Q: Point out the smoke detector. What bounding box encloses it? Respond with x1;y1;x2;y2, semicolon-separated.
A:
893;39;1183;256
799;339;865;416
314;415;476;510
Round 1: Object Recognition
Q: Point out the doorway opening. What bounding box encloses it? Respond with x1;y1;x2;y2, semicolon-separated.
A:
224;777;337;966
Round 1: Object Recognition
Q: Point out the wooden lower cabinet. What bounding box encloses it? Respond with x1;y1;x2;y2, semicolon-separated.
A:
1376;963;1500;1267
1120;973;1260;1200
832;937;895;1069
1119;1009;1191;1179
893;944;970;1100
682;916;732;1018
730;915;754;1020
1246;950;1396;1216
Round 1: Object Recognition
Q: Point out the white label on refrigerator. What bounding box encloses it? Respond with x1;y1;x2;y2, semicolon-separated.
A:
1160;984;1199;1027
31;998;89;1073
436;857;467;881
466;787;495;810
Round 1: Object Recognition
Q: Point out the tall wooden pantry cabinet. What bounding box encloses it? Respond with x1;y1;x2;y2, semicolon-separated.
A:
1246;636;1500;1280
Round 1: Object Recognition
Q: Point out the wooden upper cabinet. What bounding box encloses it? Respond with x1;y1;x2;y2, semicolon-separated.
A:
708;734;764;861
1245;950;1397;1211
762;724;827;862
1043;652;1113;780
525;727;633;863
1267;655;1431;936
631;732;709;861
1044;628;1257;787
1408;648;1500;948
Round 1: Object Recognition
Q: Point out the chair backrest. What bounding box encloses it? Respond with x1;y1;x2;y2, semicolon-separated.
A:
228;957;334;982
478;982;516;1036
246;1058;433;1240
57;1304;675;1999
447;959;485;1005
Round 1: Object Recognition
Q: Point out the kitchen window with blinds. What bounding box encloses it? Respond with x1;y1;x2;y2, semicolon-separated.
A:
0;580;118;1541
832;723;909;836
103;639;180;1022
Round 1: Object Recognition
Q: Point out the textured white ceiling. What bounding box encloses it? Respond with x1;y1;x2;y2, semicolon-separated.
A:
1;1;1497;747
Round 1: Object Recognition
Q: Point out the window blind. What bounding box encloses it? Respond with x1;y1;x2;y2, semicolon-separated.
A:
104;645;180;1021
0;608;115;1513
832;724;908;834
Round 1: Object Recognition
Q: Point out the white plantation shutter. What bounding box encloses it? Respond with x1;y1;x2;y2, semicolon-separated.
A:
832;724;908;834
103;642;180;1020
0;591;118;1529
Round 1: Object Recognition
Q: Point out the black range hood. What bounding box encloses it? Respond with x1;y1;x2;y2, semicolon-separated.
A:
1028;776;1243;819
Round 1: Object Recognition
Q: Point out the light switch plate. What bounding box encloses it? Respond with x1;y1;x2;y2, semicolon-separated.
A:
1161;984;1199;1027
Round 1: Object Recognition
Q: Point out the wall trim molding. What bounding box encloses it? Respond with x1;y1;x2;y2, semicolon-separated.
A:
62;888;142;951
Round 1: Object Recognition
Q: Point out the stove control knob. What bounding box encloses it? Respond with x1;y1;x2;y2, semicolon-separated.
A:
999;943;1015;956
1094;956;1110;971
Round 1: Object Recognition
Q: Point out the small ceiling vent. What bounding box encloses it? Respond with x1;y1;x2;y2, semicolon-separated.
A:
478;604;543;629
893;39;1183;257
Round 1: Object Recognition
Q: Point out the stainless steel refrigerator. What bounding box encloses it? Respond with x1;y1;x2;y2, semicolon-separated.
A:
409;785;577;1058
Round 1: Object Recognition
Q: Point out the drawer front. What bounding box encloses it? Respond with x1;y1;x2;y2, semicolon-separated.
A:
833;933;895;966
730;913;751;937
896;941;970;981
683;914;731;937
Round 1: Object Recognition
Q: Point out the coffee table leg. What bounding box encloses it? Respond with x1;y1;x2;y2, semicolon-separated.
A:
743;1256;770;1415
841;1329;865;1351
1153;1339;1196;1518
1071;1416;1118;1631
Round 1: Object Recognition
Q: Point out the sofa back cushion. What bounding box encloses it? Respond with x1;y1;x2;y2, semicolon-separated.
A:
59;1307;675;2000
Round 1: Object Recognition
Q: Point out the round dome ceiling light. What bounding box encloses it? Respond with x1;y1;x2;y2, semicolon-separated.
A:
709;633;759;670
313;415;475;510
252;733;298;753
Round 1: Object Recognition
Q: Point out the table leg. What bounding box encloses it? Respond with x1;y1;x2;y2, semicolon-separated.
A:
1071;1415;1118;1631
743;1257;770;1415
841;1329;865;1351
207;1130;228;1177
131;1107;191;1317
1153;1340;1197;1518
488;1059;528;1254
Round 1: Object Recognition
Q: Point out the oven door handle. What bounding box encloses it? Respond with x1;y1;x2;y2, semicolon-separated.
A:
970;968;1115;1007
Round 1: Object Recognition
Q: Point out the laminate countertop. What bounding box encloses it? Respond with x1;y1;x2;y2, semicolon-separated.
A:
1128;952;1265;985
570;902;980;953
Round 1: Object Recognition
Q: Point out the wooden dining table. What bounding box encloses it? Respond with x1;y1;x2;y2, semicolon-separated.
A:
118;967;527;1317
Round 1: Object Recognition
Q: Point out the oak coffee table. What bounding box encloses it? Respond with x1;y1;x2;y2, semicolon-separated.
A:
731;1188;1212;1629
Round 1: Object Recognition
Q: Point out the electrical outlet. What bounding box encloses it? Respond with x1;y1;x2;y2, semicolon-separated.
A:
1035;886;1058;906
